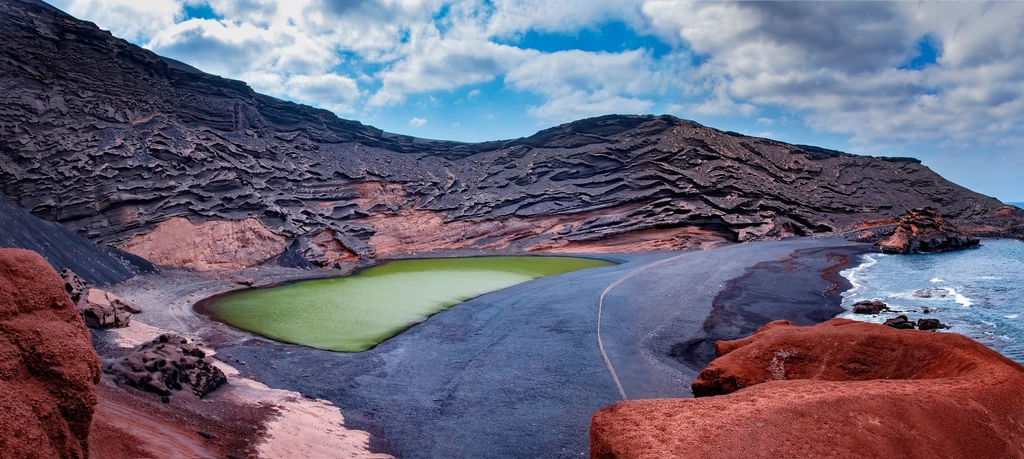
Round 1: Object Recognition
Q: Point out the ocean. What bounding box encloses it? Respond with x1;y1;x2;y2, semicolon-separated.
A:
840;238;1024;364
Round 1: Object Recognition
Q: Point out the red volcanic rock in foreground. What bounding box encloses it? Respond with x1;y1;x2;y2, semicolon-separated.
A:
591;319;1024;459
0;249;102;458
876;206;979;254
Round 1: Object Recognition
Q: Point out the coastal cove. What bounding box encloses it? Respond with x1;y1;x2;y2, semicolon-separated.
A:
197;256;614;352
205;239;868;457
841;238;1024;363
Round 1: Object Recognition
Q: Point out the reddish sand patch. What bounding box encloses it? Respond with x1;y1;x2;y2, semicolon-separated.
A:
0;249;102;458
591;319;1024;458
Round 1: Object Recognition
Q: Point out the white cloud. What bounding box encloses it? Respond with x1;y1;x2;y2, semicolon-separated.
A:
409;117;428;126
640;0;1024;147
53;0;185;42
369;37;537;106
283;73;362;113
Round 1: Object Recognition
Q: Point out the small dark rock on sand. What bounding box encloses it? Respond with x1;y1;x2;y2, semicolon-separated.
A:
105;334;227;398
884;315;916;330
852;300;889;314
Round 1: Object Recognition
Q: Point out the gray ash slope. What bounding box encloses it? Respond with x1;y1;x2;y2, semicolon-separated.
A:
0;0;1009;261
0;192;153;284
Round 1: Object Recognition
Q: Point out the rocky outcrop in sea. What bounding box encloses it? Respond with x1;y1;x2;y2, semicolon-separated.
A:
876;207;980;254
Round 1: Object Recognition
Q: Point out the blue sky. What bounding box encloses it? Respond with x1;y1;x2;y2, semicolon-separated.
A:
49;0;1024;201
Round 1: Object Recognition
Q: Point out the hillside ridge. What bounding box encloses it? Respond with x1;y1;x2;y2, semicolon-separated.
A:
0;0;1009;268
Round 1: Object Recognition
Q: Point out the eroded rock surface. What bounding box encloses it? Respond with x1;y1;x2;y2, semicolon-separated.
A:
592;319;1024;458
0;0;1014;269
877;207;980;254
0;248;102;458
118;217;287;270
62;268;87;302
105;334;227;398
76;287;139;329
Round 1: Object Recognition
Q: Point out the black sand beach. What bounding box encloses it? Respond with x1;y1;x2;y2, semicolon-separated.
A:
670;245;871;370
191;239;870;458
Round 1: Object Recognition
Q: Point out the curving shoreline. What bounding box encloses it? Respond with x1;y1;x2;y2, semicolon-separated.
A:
93;238;917;457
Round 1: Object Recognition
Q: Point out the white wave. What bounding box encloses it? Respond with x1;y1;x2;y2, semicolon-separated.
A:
1006;314;1019;319
930;277;944;283
840;254;877;298
953;290;974;308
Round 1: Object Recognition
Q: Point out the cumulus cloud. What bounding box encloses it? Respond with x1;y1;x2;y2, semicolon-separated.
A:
641;0;1024;147
51;0;185;42
505;49;667;123
49;0;1024;163
409;117;428;126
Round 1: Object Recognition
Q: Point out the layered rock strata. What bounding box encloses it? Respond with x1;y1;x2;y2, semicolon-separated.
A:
0;0;1012;269
591;319;1024;458
0;248;102;458
876;207;980;253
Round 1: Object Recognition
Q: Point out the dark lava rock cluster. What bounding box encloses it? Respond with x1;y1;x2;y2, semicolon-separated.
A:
105;334;227;398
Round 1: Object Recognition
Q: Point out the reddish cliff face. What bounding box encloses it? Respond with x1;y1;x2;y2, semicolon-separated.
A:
591;319;1024;459
0;249;102;458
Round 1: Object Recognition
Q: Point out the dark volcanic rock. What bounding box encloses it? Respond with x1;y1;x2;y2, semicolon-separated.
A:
852;300;889;314
0;0;1011;267
884;315;917;330
917;318;949;331
0;249;102;458
877;207;980;254
61;268;87;302
104;334;227;398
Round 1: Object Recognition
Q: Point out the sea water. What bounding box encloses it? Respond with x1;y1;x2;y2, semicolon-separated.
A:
840;239;1024;364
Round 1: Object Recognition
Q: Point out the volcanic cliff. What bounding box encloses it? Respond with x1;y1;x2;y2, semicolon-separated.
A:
0;0;1011;269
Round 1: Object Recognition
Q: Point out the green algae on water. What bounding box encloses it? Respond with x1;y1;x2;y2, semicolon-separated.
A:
207;256;614;352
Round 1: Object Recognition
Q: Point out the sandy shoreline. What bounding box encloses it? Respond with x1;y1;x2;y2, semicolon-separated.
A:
92;239;872;458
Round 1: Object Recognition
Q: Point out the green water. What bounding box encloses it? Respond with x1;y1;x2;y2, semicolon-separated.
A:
208;256;614;352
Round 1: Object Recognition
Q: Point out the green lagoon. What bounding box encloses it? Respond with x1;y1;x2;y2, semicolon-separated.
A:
206;256;614;351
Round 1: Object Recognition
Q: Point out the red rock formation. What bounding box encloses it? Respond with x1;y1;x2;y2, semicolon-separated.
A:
591;319;1024;459
0;249;102;458
876;207;979;253
118;217;286;270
